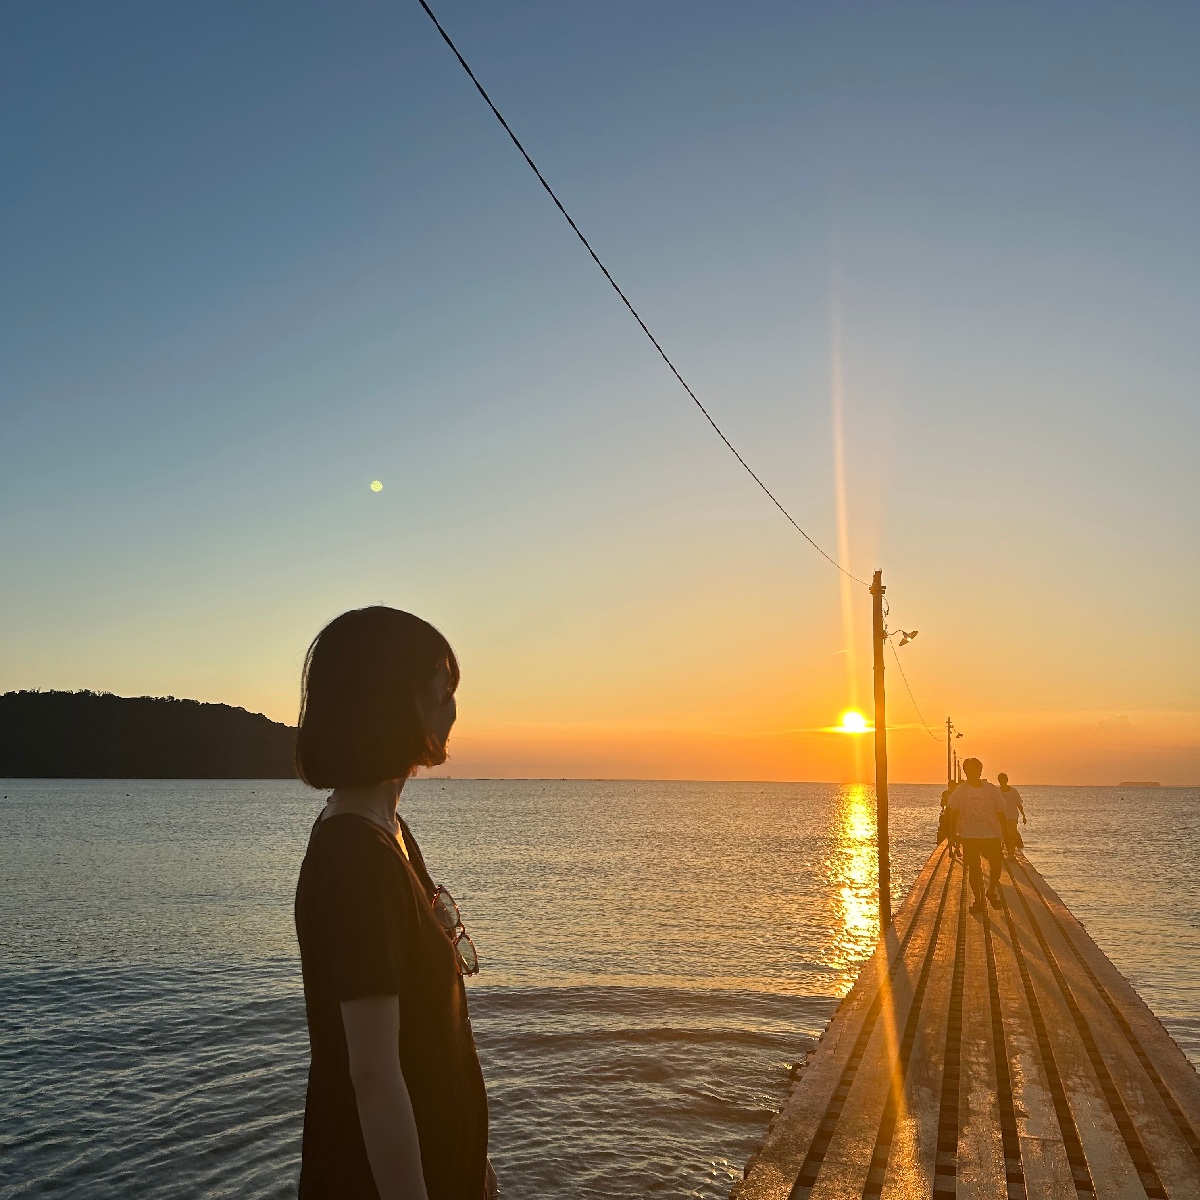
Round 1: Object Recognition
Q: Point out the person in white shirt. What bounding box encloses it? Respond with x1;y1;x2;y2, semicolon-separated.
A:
946;757;1005;912
996;772;1027;859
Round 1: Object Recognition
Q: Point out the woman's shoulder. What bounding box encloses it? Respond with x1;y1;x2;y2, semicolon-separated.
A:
298;816;423;923
305;814;408;874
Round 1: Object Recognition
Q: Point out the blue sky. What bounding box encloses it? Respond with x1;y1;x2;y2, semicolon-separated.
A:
3;1;1198;781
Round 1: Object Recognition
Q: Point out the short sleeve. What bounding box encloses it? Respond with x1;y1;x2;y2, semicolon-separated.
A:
319;841;416;1003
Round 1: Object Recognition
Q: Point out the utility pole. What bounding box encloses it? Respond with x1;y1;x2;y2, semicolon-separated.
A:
870;569;891;929
946;717;953;789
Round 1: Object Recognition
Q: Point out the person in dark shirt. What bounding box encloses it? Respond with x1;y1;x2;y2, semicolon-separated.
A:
996;772;1027;859
293;607;494;1200
937;782;961;861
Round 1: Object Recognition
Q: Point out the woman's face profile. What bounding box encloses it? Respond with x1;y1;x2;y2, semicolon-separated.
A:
420;661;458;762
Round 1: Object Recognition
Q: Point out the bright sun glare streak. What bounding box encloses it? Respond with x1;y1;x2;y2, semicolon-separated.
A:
833;784;906;1145
830;291;865;780
874;933;910;1171
839;778;911;1169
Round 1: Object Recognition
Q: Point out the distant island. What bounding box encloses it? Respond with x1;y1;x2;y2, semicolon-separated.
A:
0;690;297;778
1117;780;1161;788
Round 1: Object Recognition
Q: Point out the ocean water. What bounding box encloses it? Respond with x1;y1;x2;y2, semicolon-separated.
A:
1;779;1196;1198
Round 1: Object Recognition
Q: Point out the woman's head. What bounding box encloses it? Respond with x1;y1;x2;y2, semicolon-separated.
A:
296;607;459;788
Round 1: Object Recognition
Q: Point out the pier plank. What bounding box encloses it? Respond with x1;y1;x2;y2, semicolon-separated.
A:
955;892;1007;1198
878;857;966;1198
1019;863;1200;1151
986;884;1077;1198
998;871;1146;1199
736;847;1200;1200
732;850;948;1200
806;857;952;1198
1011;867;1200;1196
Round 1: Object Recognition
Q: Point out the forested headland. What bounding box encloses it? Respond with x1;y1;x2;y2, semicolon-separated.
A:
0;690;297;778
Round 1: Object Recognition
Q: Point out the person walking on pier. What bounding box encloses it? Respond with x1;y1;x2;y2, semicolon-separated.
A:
997;772;1026;859
937;782;961;862
947;758;1004;913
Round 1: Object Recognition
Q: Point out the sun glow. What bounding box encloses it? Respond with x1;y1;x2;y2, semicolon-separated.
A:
838;709;870;734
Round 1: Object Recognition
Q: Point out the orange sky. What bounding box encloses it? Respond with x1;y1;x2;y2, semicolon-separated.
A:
429;711;1200;786
6;444;1196;784
5;424;1197;786
13;541;1194;785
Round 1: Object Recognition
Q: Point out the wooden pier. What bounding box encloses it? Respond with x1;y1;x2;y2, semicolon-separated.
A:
734;849;1200;1199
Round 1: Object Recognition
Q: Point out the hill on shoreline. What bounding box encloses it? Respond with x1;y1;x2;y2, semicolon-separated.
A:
0;690;297;779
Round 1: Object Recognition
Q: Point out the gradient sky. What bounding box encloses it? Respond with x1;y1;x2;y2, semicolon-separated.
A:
3;1;1198;783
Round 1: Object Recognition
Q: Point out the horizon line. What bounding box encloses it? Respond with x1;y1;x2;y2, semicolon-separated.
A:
3;776;1193;788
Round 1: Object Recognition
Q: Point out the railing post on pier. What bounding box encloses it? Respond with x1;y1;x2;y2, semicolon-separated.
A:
870;569;891;929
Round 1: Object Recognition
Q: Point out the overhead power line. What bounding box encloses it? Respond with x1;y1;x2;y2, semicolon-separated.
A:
415;0;868;589
888;637;940;742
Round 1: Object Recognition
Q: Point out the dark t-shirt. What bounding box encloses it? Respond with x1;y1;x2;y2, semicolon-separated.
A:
294;813;488;1200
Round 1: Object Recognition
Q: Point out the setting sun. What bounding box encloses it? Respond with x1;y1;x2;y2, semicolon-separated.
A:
838;710;870;734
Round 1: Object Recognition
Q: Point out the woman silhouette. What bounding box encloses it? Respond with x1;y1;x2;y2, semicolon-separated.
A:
293;607;494;1199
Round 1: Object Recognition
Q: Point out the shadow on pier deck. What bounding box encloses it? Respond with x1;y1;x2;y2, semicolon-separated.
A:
734;849;1200;1198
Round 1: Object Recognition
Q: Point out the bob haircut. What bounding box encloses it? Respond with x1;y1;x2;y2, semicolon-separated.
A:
296;607;459;788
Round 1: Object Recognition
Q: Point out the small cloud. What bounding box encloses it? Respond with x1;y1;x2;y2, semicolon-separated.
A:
1096;714;1133;737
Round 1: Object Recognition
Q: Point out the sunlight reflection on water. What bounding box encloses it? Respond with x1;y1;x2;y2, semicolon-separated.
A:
831;783;879;987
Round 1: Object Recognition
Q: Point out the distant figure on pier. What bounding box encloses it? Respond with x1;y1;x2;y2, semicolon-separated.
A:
946;758;1004;913
937;783;961;861
996;772;1026;859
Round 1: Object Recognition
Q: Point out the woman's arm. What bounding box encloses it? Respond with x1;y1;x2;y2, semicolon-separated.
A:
341;994;429;1200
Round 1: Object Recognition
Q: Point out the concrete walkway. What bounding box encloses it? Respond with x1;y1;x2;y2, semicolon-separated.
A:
734;847;1200;1198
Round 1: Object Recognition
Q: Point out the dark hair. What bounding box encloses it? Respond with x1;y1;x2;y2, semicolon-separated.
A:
296;607;460;788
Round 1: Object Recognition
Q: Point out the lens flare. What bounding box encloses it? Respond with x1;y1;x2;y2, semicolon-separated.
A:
370;480;383;493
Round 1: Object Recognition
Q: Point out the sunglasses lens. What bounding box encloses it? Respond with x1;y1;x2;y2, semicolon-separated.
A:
434;888;460;930
457;933;479;975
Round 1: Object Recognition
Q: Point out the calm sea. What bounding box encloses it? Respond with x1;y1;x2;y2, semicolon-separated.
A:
2;780;1196;1198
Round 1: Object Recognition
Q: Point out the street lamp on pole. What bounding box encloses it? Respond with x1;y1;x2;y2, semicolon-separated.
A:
869;577;926;932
